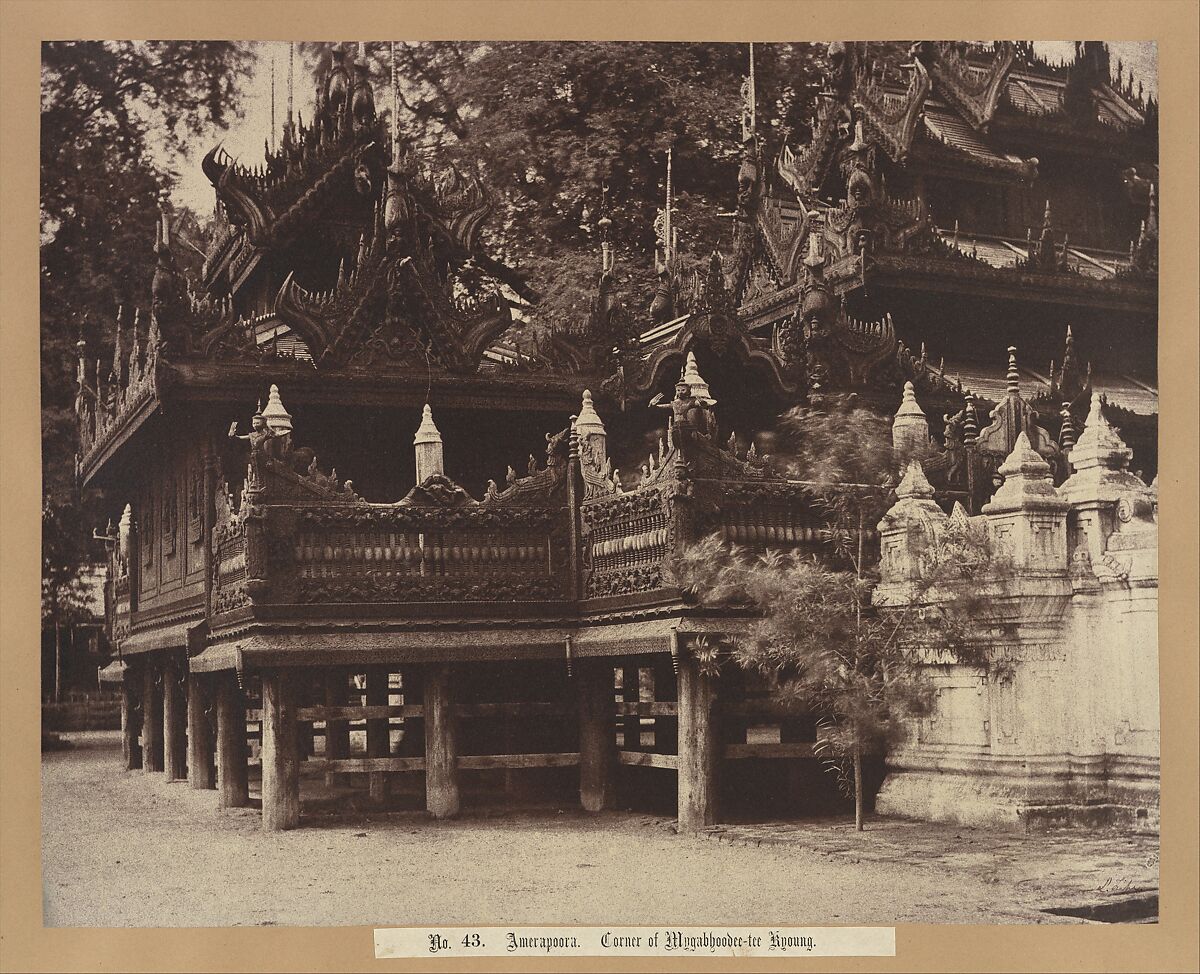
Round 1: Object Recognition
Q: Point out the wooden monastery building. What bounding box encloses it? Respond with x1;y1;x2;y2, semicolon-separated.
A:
78;42;1158;830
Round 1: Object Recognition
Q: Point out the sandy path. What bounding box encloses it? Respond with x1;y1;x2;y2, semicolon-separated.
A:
43;734;1107;928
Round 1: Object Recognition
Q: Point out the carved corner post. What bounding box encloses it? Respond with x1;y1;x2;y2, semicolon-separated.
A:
676;640;718;833
163;654;189;782
142;656;164;773
202;434;217;620
366;666;391;803
215;669;249;808
120;664;143;770
423;664;460;819
565;415;584;602
187;670;216;789
578;658;616;812
260;668;301;831
324;668;351;787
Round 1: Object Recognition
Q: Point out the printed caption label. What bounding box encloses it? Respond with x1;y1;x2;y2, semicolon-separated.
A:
374;926;896;958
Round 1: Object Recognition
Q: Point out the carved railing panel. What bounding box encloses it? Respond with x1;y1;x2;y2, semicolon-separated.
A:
287;506;566;603
581;486;673;599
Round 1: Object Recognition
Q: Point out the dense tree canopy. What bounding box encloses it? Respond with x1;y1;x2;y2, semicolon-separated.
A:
312;41;831;330
40;41;253;595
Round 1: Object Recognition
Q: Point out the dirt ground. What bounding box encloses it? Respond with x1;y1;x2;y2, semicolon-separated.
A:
41;732;1158;928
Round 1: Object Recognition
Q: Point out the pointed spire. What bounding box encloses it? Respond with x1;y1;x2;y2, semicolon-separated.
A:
270;52;276;152
1006;346;1020;397
288;42;295;130
680;351;715;404
261;383;293;434
983;431;1062;514
895;459;935;500
1060;403;1076;452
741;42;756;143
575;389;605;439
892;381;929;464
963;394;979;445
110;306;124;384
414;403;445;483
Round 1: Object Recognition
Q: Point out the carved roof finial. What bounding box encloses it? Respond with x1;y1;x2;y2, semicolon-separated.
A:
896;380;925;419
414;402;441;446
963;394;979;445
110;306;124;384
414;403;444;483
1060;403;1076;452
262;384;292;433
575;389;606;439
1006;345;1020;397
681;350;716;405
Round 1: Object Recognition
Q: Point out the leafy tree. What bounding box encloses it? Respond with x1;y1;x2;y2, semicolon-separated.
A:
306;41;831;333
40;41;253;611
671;397;1001;831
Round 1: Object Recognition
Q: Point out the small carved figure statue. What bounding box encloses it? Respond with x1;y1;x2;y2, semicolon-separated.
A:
650;381;714;443
228;409;279;491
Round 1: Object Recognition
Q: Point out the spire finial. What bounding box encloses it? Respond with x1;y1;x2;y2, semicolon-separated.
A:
270;52;276;152
1006;346;1020;397
963;394;979;445
1060;403;1076;451
261;383;292;433
681;350;716;405
390;41;400;157
288;42;294;129
414;403;445;482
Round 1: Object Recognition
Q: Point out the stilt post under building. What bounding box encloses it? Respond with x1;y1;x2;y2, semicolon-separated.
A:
424;664;460;819
187;671;216;789
142;657;164;773
260;669;301;830
120;669;143;770
676;652;717;832
324;668;350;787
578;659;616;811
163;656;188;782
216;670;249;808
366;666;391;802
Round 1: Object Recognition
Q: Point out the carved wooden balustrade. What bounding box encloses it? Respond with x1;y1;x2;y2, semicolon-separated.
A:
579;432;839;602
209;432;573;624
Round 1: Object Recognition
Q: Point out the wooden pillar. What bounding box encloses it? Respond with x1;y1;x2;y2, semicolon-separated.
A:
324;668;350;787
120;672;143;770
163;657;188;782
261;669;300;830
676;654;717;832
424;664;460;818
578;660;616;811
399;668;424;756
653;658;677;753
366;666;391;802
187;672;216;789
216;671;249;808
296;674;316;762
621;663;641;750
142;658;164;773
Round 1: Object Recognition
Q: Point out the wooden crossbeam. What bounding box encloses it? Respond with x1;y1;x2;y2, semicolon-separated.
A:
724;742;815;759
457;702;570;718
249;702;570;722
613;701;678;717
308;757;427;773
457;752;580;770
617;751;678;770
